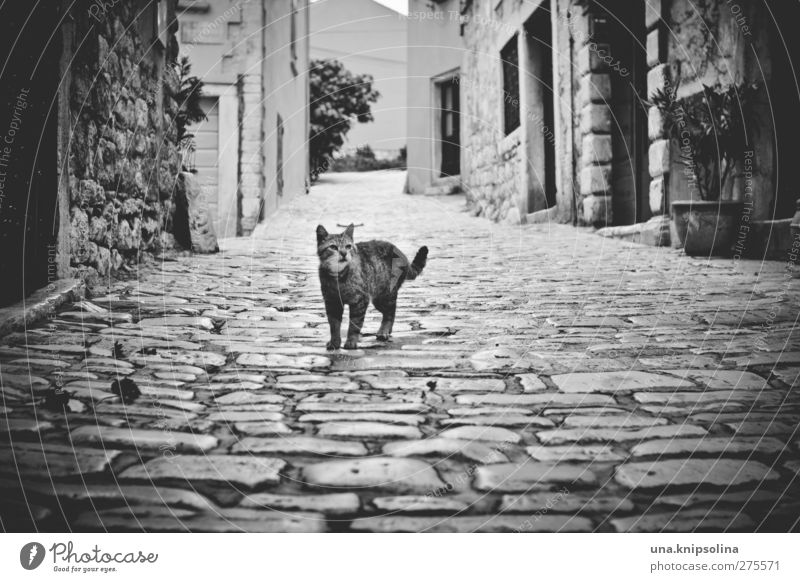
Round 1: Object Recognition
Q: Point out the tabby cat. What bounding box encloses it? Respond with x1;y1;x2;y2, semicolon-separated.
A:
316;223;428;350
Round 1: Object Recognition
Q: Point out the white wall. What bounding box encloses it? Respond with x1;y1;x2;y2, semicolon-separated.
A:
405;0;464;193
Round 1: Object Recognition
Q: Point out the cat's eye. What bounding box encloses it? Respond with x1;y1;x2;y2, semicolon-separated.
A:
345;244;353;250
329;244;338;251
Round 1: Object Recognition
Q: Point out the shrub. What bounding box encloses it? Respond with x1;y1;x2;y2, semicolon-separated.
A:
329;146;406;173
172;56;206;172
650;80;760;200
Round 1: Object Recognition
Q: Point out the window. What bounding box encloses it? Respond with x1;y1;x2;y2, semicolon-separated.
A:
501;35;520;135
290;0;299;76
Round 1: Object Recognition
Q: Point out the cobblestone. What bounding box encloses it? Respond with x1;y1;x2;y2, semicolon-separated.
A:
119;455;286;488
611;510;755;532
474;462;598;492
240;492;360;515
2;171;798;532
615;459;780;489
302;457;446;492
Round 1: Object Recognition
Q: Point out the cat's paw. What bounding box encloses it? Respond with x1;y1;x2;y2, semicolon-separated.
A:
376;334;390;342
326;340;341;351
343;339;359;350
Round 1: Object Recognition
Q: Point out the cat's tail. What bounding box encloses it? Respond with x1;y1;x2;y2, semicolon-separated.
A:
406;246;428;280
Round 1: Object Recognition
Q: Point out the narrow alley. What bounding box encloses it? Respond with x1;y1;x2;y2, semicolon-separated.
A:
1;171;799;532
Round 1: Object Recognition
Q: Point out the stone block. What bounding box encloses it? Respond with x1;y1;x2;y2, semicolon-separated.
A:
69;208;91;263
241;493;361;516
582;194;612;226
94;246;111;275
302;457;446;493
577;43;612;74
474;461;597;492
645;0;662;30
349;514;592;533
183;172;218;252
641;215;671;246
646;28;661;67
134;98;148;129
75;179;106;207
615;458;779;490
120;455;286;488
577;44;591;75
580;104;612;134
648;139;670;178
240;196;261;220
579;164;611;196
647;64;670;97
649;175;666;214
579;73;612;104
648;106;664;140
582;134;613;164
503;206;522;225
551;371;693;393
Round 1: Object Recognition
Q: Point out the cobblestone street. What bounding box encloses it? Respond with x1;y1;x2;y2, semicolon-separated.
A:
2;171;799;532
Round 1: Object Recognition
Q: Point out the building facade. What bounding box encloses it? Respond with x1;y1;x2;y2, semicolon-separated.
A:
405;0;466;195
178;0;310;237
0;0;310;307
311;0;407;159
0;0;184;307
410;0;797;254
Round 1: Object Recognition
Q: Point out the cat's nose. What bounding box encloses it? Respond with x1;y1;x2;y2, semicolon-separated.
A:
339;251;347;259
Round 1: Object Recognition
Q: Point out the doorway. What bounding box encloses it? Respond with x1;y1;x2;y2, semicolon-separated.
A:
767;1;800;220
438;78;460;177
598;0;649;225
0;3;61;306
522;3;557;212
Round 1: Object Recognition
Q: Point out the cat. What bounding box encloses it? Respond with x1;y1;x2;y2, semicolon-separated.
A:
316;223;428;350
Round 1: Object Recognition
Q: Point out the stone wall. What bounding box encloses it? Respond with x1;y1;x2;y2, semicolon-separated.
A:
66;0;180;282
460;0;590;225
460;0;526;224
455;0;793;255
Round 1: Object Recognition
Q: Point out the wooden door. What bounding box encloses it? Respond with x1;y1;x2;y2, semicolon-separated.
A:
440;79;460;177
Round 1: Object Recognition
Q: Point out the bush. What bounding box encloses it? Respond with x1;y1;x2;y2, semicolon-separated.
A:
649;80;760;201
172;56;206;171
329;146;406;173
309;59;379;181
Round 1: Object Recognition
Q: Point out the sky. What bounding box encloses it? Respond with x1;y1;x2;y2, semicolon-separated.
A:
374;0;408;14
311;0;408;15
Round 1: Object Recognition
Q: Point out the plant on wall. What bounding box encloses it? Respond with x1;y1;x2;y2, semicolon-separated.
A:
650;80;760;201
172;55;206;172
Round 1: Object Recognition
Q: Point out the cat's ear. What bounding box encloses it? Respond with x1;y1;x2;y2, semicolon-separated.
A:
316;225;328;245
343;223;355;239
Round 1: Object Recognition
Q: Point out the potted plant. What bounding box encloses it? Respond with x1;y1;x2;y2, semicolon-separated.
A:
650;81;760;256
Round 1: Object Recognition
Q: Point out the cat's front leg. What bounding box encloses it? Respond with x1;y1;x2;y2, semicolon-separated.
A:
324;297;344;350
344;297;369;349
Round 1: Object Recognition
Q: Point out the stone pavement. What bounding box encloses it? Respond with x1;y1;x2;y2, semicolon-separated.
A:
2;170;799;532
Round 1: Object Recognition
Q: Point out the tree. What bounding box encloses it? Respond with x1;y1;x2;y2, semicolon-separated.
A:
309;59;379;181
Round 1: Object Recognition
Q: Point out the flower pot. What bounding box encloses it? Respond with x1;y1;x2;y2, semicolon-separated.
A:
671;200;744;257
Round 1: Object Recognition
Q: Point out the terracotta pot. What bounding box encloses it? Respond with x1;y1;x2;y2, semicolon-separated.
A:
671;200;744;256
